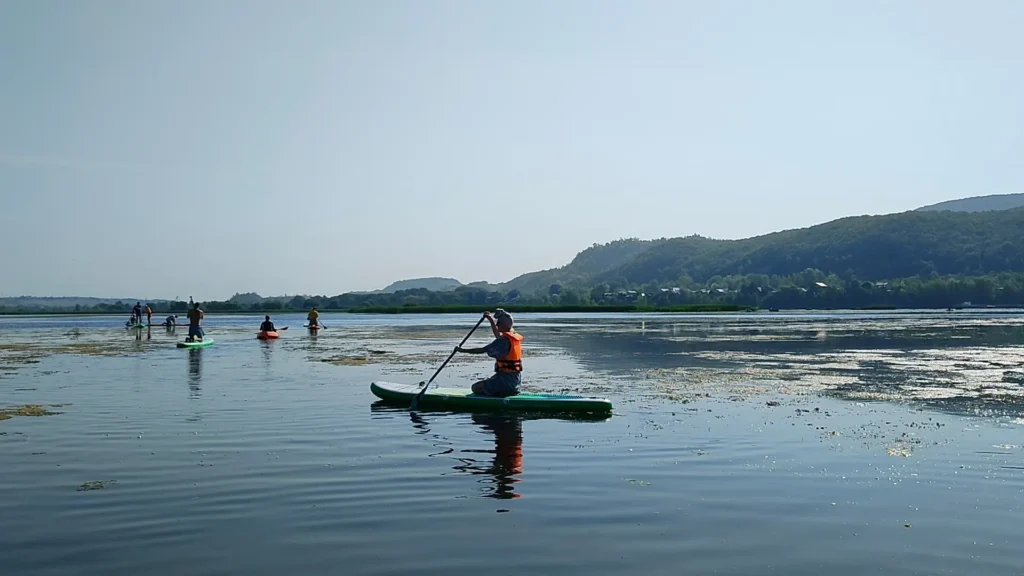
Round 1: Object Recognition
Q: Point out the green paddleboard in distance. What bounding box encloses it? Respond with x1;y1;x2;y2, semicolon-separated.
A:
370;381;613;414
176;339;214;348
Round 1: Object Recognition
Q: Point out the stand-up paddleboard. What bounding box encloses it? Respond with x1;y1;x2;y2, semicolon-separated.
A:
370;381;613;414
305;324;321;331
177;339;214;348
257;331;279;340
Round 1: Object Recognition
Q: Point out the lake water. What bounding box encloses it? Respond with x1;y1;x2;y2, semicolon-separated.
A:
2;311;1023;575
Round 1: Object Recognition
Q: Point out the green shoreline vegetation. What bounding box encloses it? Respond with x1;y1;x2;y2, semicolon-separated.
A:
346;304;752;314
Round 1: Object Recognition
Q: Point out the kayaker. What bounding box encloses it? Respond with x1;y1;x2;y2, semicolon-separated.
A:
260;315;276;332
145;304;152;325
186;302;205;342
307;307;320;328
455;309;523;398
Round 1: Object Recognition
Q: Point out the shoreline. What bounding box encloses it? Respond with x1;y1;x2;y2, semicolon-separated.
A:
3;305;1024;317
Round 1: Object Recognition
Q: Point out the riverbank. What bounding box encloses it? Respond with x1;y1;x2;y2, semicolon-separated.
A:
0;304;753;316
346;304;754;314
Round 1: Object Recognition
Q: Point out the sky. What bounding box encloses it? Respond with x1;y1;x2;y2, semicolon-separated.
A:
1;1;1022;300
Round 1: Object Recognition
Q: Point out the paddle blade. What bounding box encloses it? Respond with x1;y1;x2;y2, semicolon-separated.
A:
409;381;428;410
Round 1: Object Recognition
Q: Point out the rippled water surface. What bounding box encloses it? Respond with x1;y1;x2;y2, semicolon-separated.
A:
2;312;1024;575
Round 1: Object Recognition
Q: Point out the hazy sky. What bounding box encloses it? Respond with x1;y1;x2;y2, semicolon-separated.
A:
1;1;1022;299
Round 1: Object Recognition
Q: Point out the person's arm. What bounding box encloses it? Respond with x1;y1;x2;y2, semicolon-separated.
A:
484;312;500;339
458;337;509;357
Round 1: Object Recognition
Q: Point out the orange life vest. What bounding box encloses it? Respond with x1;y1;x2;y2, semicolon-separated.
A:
494;331;523;373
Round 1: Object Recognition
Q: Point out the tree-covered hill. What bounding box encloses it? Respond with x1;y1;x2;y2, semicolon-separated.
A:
580;208;1024;287
917;193;1024;213
500;238;667;293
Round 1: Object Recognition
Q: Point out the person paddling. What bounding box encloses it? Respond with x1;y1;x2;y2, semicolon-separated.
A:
164;314;177;327
260;315;276;332
145;304;152;326
455;309;523;398
307;307;320;328
186;302;205;343
133;302;142;324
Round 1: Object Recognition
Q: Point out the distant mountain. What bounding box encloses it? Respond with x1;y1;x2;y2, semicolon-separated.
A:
488;208;1024;291
500;238;667;293
228;292;264;306
917;193;1024;213
598;208;1024;285
379;277;463;293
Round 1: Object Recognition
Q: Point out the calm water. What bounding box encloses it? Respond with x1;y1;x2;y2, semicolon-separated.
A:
2;312;1024;575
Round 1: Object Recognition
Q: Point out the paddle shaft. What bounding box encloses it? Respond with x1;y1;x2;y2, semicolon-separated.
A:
411;314;487;408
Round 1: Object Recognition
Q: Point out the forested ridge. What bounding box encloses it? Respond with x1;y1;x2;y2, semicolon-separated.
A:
6;207;1024;313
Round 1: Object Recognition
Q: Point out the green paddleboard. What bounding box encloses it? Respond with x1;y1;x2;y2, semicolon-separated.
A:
370;381;613;414
176;339;214;348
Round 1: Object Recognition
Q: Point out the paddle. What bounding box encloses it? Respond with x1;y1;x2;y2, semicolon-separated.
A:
410;314;487;411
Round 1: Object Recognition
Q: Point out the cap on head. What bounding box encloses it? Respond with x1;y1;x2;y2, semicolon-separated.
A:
494;308;513;327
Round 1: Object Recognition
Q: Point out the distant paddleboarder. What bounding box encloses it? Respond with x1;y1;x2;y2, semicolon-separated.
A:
186;302;205;342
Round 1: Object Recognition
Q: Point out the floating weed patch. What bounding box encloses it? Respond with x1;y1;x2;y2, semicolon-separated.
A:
322;355;371;366
77;480;117;492
7;404;59;417
318;350;475;367
887;445;914;457
0;404;61;421
0;340;133;373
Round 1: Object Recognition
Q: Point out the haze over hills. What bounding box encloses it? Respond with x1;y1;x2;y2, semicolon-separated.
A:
916;193;1024;213
378;277;464;293
7;194;1024;311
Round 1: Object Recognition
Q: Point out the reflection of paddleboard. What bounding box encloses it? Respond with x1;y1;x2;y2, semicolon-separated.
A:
177;339;214;348
370;381;613;414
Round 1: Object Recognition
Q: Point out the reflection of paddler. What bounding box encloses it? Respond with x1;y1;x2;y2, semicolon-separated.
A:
187;348;202;397
470;413;523;499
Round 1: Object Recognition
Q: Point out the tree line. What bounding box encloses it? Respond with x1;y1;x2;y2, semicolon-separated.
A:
5;270;1024;314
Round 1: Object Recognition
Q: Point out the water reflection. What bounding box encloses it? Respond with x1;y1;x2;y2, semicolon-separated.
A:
260;340;274;368
453;414;523;500
187;349;202;398
374;405;526;499
533;317;1024;419
538;317;1024;373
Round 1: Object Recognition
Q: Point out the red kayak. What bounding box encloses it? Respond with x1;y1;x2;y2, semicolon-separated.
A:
257;331;280;340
